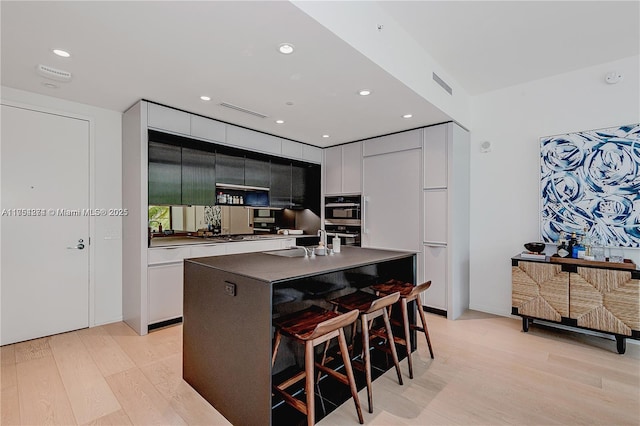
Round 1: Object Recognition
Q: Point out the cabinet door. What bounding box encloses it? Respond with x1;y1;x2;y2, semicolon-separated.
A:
148;263;183;324
512;261;568;321
216;153;245;185
362;149;421;252
148;141;182;205
324;146;342;195
423;246;447;311
342;142;362;194
424;189;447;244
282;140;303;160
270;162;292;208
244;158;271;188
190;115;226;143
424;124;448;189
291;165;306;209
570;267;638;335
181;147;216;206
227;126;281;156
147;103;190;135
302;145;322;164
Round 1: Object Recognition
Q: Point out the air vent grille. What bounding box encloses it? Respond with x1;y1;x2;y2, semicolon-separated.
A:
219;102;268;118
36;64;72;82
432;72;452;95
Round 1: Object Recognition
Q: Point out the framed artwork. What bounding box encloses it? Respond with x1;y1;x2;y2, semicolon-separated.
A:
540;123;640;248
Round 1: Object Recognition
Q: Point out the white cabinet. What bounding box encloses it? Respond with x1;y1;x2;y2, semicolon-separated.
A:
282;139;303;159
323;141;362;195
324;146;342;195
147;103;191;135
424;189;447;244
363;130;422;157
190;115;226;143
362;145;421;252
302;144;323;164
148;263;183;324
424;125;447;189
227;125;281;156
421;122;470;319
423;246;447;311
190;244;226;258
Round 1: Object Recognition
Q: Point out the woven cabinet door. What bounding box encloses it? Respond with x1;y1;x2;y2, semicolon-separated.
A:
512;262;569;322
570;268;639;336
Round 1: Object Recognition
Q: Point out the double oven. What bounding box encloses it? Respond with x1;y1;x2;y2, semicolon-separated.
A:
324;195;362;246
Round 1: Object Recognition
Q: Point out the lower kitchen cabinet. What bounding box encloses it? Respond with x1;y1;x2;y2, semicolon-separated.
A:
512;256;640;354
147;238;296;329
148;263;183;325
423;245;447;312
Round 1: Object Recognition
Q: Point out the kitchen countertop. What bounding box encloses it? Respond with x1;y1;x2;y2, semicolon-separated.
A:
185;245;415;283
149;233;313;248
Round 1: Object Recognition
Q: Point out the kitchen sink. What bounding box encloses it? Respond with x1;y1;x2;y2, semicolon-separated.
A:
264;248;308;258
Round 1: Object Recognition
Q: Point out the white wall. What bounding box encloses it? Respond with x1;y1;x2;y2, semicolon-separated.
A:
1;86;123;326
468;56;640;316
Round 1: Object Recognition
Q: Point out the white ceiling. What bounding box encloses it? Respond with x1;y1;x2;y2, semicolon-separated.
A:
2;1;638;147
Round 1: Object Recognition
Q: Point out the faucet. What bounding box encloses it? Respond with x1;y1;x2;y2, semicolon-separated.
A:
148;220;162;233
289;245;311;258
317;229;327;248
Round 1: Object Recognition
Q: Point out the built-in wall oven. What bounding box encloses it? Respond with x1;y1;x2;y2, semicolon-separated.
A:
324;195;361;246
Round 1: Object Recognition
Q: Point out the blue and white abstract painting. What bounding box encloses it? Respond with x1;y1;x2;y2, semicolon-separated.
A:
540;123;640;248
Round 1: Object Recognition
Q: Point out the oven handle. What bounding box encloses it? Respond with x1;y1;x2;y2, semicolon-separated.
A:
327;232;359;238
325;203;360;207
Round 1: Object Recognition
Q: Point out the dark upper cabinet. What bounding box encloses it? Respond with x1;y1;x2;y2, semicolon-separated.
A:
148;141;182;205
216;153;245;185
292;164;321;214
182;147;216;205
293;164;321;215
270;162;292;208
244;158;271;188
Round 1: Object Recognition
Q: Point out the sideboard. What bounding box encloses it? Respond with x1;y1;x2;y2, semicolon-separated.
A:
511;255;639;354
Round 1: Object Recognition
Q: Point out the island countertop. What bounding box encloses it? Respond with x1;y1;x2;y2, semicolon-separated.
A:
184;245;415;283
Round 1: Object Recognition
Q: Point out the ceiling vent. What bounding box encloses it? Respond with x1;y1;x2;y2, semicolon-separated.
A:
219;102;268;118
36;64;72;82
432;72;452;95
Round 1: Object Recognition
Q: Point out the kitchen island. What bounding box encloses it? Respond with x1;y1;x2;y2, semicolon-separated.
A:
183;246;416;425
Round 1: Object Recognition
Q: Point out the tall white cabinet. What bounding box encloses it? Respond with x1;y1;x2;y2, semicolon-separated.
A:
422;123;470;319
361;129;422;253
327;123;469;320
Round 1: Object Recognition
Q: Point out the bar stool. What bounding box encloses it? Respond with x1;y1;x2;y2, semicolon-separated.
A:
370;280;434;379
328;291;403;413
271;305;364;426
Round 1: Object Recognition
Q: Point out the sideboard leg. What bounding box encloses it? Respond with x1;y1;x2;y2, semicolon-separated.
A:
615;336;626;354
522;317;529;332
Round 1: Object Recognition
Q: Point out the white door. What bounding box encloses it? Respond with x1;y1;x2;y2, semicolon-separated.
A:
1;104;90;345
362;149;421;251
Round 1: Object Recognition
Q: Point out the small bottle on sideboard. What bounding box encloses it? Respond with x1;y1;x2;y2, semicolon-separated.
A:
557;232;570;258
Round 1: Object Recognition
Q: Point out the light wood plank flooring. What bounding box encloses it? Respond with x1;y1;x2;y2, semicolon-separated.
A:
1;311;638;425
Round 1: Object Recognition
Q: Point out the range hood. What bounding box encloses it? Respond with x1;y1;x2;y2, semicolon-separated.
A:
215;183;270;207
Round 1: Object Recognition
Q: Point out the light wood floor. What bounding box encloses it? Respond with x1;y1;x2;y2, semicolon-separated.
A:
1;311;638;425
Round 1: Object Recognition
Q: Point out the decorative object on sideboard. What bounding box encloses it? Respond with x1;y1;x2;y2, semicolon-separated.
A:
540;123;640;248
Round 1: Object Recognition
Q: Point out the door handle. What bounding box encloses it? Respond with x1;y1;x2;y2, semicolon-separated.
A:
67;239;85;250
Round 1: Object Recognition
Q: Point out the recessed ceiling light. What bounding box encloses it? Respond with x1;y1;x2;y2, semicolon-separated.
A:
200;96;211;101
53;49;70;58
278;43;295;55
322;134;330;138
402;114;413;119
358;89;372;96
275;120;284;124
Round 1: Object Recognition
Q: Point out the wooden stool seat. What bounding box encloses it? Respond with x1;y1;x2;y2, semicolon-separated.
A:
371;280;435;379
328;291;403;413
272;305;364;425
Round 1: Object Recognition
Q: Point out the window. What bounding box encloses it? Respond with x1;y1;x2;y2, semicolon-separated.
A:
148;206;170;232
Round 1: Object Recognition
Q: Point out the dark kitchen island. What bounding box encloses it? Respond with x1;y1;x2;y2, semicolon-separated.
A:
183;246;416;425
